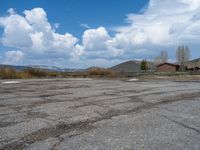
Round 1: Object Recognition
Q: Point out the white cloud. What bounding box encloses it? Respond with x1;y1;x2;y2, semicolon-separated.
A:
114;0;200;47
24;8;51;33
71;44;84;61
82;27;110;50
0;8;78;57
5;50;24;64
80;27;123;59
54;23;60;29
80;23;90;29
0;13;33;48
7;8;16;14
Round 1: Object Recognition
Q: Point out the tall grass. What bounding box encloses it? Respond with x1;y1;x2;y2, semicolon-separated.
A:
23;68;48;77
0;67;30;79
0;67;60;79
87;68;117;78
0;67;17;79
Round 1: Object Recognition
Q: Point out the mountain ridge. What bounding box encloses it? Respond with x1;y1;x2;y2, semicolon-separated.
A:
0;64;84;72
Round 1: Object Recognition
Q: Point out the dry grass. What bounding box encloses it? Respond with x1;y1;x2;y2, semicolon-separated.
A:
1;66;199;80
87;68;117;78
0;67;29;79
0;67;61;79
23;68;49;77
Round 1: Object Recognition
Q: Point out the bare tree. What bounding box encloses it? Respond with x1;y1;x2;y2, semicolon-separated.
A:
176;45;191;71
154;56;161;65
160;50;168;63
154;50;168;65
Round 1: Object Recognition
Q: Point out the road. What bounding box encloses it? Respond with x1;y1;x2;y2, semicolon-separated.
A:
0;78;200;150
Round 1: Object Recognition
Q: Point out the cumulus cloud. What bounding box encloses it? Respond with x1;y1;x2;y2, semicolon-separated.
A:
82;27;110;51
0;12;33;48
0;8;78;57
80;27;123;59
114;0;200;47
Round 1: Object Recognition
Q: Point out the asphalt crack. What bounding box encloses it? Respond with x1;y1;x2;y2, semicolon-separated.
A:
1;121;95;150
1;91;200;150
160;115;200;135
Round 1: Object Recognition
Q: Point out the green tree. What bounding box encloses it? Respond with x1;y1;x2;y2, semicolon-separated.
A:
140;60;148;72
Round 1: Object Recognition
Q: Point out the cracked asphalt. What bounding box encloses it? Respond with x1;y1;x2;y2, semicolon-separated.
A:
0;78;200;150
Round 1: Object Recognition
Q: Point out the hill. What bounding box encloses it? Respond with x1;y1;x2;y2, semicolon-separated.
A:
189;58;200;63
0;64;85;72
110;60;140;73
187;58;200;70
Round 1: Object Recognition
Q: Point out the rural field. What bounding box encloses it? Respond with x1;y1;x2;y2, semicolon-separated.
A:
0;78;200;149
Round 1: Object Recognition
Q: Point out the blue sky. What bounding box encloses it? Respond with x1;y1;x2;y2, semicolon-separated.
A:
0;0;200;68
0;0;148;38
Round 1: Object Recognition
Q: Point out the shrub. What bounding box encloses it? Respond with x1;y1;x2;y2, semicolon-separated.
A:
23;67;48;77
47;71;61;77
87;68;116;78
17;71;32;79
0;66;117;79
0;67;18;79
0;67;32;79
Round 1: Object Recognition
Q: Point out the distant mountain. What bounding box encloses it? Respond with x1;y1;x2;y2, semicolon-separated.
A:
110;60;140;73
86;66;102;70
0;64;27;71
187;58;200;69
28;65;65;72
189;58;200;63
0;64;85;72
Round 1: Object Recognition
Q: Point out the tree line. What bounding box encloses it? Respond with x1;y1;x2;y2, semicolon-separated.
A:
141;45;191;72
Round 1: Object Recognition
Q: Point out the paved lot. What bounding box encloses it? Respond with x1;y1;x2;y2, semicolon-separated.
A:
0;78;200;150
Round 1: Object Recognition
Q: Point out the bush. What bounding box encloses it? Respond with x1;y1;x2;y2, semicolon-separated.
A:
0;67;18;79
47;72;61;77
0;66;117;79
87;68;116;78
23;67;49;77
0;67;32;79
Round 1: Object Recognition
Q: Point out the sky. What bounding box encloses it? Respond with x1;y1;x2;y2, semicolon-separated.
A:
0;0;200;68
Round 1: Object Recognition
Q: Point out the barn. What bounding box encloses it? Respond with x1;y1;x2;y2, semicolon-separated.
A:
157;63;180;72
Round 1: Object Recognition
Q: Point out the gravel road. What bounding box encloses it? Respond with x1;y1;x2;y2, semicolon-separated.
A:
0;78;200;150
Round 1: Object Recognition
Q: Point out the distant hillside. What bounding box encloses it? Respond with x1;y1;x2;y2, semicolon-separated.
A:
0;64;85;72
110;60;140;73
189;58;200;63
187;58;200;69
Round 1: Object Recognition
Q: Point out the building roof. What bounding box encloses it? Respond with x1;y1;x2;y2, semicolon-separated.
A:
157;62;180;68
